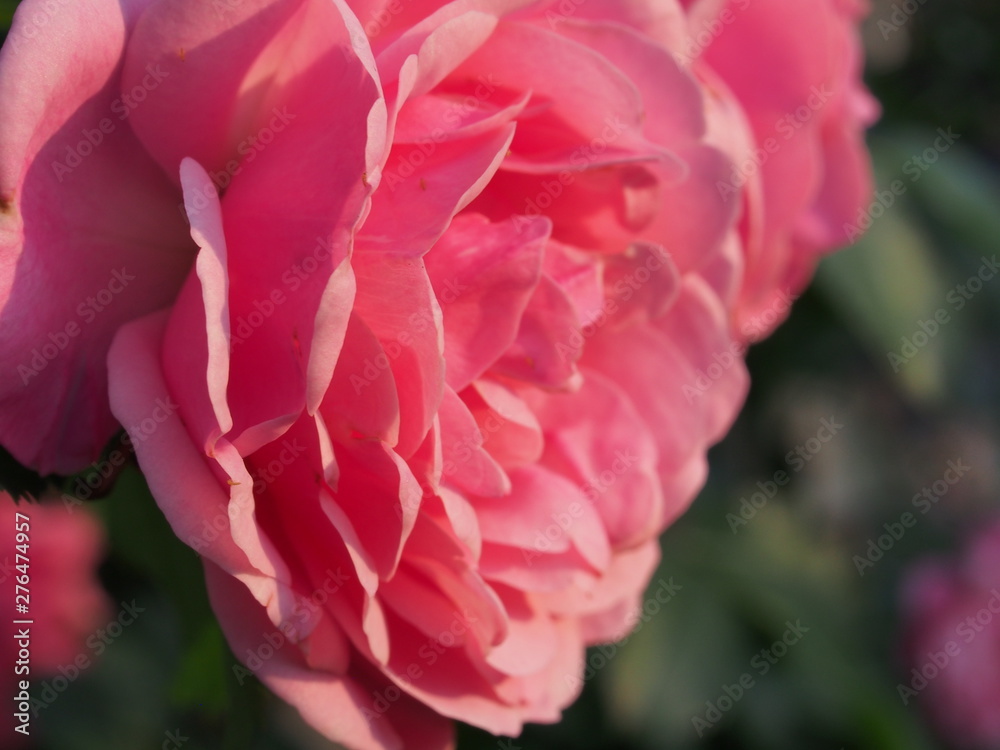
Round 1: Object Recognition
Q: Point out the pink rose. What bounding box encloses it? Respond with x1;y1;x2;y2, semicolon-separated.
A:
901;521;1000;748
1;494;109;742
0;0;873;746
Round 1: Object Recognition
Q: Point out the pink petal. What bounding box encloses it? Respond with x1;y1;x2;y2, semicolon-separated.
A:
439;385;511;498
107;312;287;607
474;465;611;573
126;0;385;447
205;561;452;750
351;250;445;457
526;370;664;548
464;379;544;469
0;0;193;472
492;274;583;389
424;213;546;391
323;312;402;446
583;276;748;525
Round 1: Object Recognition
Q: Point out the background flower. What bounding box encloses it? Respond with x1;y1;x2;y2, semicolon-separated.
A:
901;521;1000;748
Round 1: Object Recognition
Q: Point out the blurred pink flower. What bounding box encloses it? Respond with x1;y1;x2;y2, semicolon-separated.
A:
1;494;109;742
0;0;873;747
901;521;1000;748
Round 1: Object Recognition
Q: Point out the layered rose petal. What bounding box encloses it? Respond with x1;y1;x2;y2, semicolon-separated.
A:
205;562;454;750
687;0;876;333
424;213;546;391
583;273;748;523
128;0;386;448
0;0;193;473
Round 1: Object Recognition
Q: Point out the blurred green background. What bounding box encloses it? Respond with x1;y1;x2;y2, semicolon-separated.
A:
2;0;999;748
